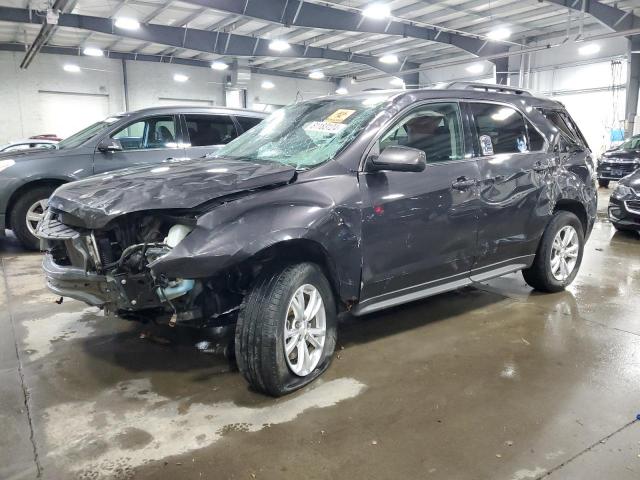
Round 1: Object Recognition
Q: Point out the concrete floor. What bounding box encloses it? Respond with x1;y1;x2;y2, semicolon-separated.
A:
1;188;639;480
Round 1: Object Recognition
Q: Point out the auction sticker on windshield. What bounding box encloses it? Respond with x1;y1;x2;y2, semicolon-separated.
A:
303;121;348;135
325;109;356;124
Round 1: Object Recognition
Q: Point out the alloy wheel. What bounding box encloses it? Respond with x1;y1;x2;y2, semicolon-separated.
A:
550;225;579;281
284;284;327;376
26;199;48;237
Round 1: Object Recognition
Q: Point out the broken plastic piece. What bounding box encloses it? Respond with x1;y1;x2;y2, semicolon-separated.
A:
55;296;63;304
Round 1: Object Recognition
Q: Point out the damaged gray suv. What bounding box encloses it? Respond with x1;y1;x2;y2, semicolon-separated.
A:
37;84;597;396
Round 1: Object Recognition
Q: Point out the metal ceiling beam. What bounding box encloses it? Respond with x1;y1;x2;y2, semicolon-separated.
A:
544;0;640;32
0;6;415;75
19;0;77;68
0;41;320;80
179;0;510;58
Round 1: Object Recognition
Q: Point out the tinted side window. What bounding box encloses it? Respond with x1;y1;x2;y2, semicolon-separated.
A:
185;115;237;146
236;116;263;133
470;103;531;155
379;102;464;163
112;116;177;150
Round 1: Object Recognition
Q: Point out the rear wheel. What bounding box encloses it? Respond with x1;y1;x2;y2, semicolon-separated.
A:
522;211;584;292
10;186;56;250
598;179;610;188
235;262;337;396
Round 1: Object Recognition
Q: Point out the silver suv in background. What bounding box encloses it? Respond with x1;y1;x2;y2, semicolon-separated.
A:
0;106;266;249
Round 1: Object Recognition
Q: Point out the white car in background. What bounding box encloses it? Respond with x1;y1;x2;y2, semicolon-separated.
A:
0;137;59;153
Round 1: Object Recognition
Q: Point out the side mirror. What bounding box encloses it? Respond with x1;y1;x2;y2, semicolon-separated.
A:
368;145;427;172
97;138;123;153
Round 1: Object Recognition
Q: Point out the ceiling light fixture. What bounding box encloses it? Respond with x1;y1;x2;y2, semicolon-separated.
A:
362;3;391;20
335;87;348;95
466;63;484;74
173;73;189;82
379;53;399;64
211;61;229;70
83;47;104;57
487;27;511;41
261;80;275;89
309;71;325;80
269;40;290;52
114;17;140;30
63;64;81;73
578;43;601;55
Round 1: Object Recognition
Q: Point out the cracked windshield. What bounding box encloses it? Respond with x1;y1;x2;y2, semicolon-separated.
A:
211;97;389;169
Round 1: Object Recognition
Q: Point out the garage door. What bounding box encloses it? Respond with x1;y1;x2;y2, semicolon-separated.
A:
37;90;110;138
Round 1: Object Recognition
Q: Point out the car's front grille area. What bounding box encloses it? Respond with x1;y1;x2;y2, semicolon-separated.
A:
598;162;639;177
625;200;640;215
36;210;83;240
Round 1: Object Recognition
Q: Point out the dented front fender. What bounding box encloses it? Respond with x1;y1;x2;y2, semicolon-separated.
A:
150;169;363;303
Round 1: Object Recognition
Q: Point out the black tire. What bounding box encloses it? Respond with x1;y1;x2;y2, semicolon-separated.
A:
10;185;56;250
522;211;585;293
598;179;610;188
235;262;337;396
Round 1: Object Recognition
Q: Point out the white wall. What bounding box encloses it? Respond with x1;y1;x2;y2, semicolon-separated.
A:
124;61;225;110
0;51;337;144
247;73;334;111
0;51;124;142
419;61;496;86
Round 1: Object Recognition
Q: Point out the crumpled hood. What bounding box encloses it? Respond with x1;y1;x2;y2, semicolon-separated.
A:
48;157;296;228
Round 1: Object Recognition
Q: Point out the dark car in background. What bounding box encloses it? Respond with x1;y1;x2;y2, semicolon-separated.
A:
597;134;640;188
0;106;266;249
608;169;640;232
37;85;597;396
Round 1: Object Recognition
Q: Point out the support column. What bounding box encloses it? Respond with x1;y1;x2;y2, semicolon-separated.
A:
625;36;640;137
121;59;130;111
401;71;420;89
493;57;509;85
518;51;527;88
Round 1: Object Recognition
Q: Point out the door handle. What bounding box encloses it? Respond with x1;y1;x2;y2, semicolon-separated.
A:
451;177;477;190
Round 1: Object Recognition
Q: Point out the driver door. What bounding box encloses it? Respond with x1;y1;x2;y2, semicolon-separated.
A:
358;102;481;310
93;115;185;174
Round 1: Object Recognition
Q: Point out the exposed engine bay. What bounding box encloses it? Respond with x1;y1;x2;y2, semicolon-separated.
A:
39;209;244;327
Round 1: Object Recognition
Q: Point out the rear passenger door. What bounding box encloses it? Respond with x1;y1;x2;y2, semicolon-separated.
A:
183;114;239;158
466;102;553;278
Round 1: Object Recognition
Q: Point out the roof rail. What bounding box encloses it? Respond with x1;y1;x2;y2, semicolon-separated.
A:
445;82;533;96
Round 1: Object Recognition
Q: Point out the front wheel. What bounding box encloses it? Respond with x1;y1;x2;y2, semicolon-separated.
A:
235;263;337;396
522;211;585;292
10;186;56;250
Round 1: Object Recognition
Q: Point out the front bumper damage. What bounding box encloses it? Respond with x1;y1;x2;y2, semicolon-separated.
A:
37;209;203;323
43;253;111;306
